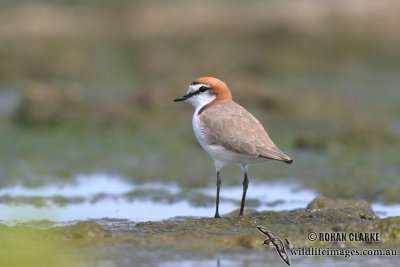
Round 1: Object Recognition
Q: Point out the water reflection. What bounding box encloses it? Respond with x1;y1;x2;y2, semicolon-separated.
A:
0;173;398;224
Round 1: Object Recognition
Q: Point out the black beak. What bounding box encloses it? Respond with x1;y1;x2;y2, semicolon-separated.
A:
173;94;188;102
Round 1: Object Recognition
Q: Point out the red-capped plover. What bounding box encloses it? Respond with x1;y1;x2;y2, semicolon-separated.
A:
174;77;293;218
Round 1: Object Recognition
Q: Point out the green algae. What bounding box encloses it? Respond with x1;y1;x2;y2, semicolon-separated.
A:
0;125;399;205
0;224;83;267
84;203;399;252
2;197;399;267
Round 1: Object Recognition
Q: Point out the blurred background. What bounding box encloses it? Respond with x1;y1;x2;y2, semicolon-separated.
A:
0;0;399;209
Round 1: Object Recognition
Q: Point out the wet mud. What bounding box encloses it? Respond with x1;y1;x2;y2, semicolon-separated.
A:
2;196;399;266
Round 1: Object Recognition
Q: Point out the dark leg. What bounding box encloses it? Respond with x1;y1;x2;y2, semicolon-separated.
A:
214;171;221;218
239;171;249;216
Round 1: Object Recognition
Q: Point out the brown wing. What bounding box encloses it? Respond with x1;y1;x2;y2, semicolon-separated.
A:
200;100;292;163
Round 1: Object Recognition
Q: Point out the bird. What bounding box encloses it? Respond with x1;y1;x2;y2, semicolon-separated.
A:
174;77;292;218
257;226;291;266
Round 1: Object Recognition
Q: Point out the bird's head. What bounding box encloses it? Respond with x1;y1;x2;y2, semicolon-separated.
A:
174;77;232;110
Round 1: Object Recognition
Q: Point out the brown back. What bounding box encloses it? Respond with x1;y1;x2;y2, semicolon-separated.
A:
200;100;292;163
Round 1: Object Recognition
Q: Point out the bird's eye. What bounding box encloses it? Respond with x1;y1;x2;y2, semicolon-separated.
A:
199;86;208;92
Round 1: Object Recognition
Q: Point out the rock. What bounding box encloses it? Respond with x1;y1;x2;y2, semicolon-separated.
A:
54;221;112;239
307;195;371;210
333;217;400;246
307;195;376;219
225;208;258;217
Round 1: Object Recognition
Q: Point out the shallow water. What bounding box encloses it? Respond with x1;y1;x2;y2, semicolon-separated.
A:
1;173;398;225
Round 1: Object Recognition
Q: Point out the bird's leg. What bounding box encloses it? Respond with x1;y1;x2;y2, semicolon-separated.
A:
239;170;249;216
214;171;221;218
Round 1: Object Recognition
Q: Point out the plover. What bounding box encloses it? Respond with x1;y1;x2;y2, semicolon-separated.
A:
174;77;293;218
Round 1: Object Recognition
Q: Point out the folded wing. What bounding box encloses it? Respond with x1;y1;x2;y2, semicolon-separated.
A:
201;101;292;164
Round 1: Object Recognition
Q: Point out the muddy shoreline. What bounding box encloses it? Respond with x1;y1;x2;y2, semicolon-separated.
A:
2;196;399;266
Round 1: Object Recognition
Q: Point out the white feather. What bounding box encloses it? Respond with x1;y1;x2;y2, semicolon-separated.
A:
185;83;216;110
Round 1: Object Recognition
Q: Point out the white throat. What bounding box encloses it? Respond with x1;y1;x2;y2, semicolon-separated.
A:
186;84;216;112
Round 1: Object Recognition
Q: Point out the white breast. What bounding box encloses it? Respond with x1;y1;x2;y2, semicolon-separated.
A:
192;112;211;156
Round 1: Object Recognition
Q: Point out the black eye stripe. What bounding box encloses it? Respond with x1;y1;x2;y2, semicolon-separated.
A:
186;85;210;98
